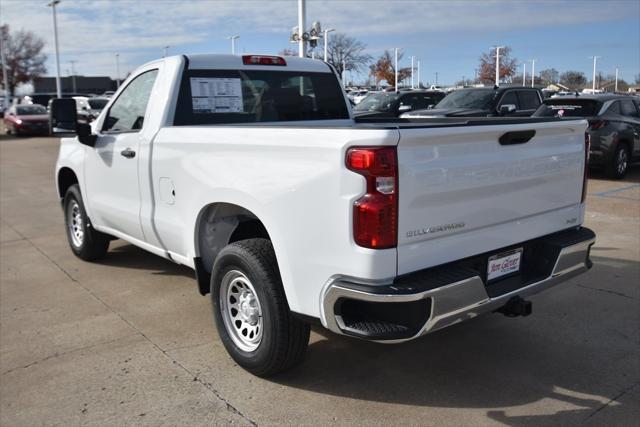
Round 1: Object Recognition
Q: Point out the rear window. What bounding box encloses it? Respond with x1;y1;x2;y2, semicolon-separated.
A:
534;100;602;117
174;70;349;125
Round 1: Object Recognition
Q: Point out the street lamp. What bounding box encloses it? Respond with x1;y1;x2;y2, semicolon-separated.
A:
411;56;415;89
323;28;334;62
226;35;239;55
394;48;399;92
69;60;77;93
530;59;536;88
589;56;601;92
494;46;504;87
47;0;62;98
115;53;120;88
0;27;10;105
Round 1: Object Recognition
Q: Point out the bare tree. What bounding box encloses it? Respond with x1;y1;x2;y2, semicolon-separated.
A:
560;71;587;90
326;33;372;76
539;68;559;85
0;25;47;96
369;50;411;87
478;46;517;84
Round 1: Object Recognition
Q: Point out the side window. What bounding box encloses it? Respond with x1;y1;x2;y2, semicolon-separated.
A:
517;91;541;110
103;70;158;132
620;99;639;118
607;101;621;114
499;91;519;109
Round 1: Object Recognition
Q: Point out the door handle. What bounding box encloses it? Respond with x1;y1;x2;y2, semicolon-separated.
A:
120;148;136;159
499;130;536;145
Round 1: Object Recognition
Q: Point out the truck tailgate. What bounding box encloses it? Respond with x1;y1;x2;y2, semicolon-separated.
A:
397;120;588;275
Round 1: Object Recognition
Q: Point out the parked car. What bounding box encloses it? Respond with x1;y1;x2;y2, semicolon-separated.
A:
353;90;446;118
74;96;109;123
401;87;543;118
51;53;594;376
3;104;50;136
533;94;640;178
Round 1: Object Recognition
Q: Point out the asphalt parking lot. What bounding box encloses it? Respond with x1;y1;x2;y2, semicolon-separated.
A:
0;132;638;426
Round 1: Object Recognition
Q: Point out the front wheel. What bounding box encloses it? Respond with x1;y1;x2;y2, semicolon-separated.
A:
211;239;310;377
63;184;110;261
606;144;629;179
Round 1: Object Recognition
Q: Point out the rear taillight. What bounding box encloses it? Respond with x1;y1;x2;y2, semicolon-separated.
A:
582;132;590;203
588;119;608;130
346;147;398;249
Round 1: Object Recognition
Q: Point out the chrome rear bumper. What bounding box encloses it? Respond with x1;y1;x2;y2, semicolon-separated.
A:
321;227;595;343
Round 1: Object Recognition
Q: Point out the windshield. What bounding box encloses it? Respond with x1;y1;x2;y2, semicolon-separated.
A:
353;92;400;112
88;99;108;110
16;105;47;115
435;89;496;110
534;100;602;117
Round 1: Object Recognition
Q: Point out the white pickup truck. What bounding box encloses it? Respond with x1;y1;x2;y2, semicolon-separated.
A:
51;54;595;376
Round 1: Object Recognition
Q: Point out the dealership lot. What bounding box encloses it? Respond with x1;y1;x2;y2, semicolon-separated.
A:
0;133;638;426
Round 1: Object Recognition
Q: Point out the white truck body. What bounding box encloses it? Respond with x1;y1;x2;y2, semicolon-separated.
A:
55;54;595;352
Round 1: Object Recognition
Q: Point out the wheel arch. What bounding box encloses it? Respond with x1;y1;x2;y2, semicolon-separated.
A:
57;167;79;201
193;202;273;295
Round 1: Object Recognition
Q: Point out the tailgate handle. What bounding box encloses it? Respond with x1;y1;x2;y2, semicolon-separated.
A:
499;130;536;145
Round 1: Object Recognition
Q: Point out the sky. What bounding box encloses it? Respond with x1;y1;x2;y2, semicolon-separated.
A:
1;0;639;88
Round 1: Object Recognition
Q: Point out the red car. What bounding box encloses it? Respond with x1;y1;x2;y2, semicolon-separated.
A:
3;104;50;136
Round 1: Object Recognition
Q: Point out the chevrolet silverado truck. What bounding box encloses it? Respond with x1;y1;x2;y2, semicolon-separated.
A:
50;54;596;377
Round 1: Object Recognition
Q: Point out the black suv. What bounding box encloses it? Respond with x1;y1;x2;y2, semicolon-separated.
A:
401;86;543;118
533;95;640;179
353;90;446;118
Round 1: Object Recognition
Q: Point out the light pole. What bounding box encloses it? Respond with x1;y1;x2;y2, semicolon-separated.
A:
323;28;334;62
69;60;77;93
297;0;306;58
522;63;526;87
163;46;169;58
615;66;619;92
411;56;414;89
115;53;120;88
530;59;536;88
494;46;504;86
0;27;10;105
47;0;62;98
589;56;600;92
394;48;398;92
226;35;239;55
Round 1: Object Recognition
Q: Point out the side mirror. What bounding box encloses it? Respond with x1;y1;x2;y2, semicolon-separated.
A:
49;98;77;135
77;122;97;147
398;104;412;112
499;104;517;115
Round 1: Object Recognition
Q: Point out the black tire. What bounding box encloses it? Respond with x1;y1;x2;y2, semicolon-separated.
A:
63;184;110;261
211;238;310;377
606;143;630;179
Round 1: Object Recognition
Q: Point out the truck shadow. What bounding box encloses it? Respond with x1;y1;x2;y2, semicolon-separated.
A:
96;243;195;278
589;165;640;183
272;255;639;424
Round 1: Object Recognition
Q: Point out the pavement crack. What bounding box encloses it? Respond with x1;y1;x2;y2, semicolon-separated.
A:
582;380;640;422
4;222;257;426
575;283;637;300
1;335;138;376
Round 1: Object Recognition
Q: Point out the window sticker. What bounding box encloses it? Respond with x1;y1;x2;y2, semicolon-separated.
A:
190;78;243;113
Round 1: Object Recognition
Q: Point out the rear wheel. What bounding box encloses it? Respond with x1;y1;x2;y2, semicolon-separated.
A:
211;238;310;377
63;184;110;261
606;144;629;179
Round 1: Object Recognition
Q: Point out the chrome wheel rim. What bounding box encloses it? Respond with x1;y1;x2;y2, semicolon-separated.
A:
66;200;84;248
617;149;628;175
219;270;263;352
